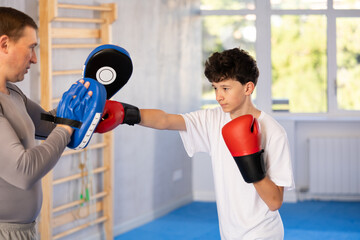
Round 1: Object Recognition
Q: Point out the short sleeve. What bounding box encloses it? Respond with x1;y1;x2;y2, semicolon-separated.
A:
266;131;295;190
179;110;211;157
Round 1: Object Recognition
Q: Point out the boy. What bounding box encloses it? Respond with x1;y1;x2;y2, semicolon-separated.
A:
97;48;295;239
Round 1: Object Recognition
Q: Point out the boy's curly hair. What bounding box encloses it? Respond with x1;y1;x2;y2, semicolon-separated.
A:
204;48;259;86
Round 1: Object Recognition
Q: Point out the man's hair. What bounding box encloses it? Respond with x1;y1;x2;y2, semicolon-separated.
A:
204;48;259;86
0;7;38;42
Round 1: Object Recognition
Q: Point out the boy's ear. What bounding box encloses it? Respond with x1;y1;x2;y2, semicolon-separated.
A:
245;82;255;95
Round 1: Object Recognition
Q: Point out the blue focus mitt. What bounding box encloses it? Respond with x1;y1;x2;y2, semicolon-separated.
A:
83;44;133;99
42;78;107;149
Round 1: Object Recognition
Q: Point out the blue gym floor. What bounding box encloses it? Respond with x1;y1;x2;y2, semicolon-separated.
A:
115;200;360;240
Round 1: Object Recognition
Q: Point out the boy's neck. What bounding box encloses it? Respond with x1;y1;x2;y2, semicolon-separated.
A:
230;101;261;119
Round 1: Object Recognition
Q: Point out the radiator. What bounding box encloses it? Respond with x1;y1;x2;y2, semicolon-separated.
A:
309;137;360;195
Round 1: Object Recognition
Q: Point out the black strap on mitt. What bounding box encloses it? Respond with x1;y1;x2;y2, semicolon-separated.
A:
41;113;82;129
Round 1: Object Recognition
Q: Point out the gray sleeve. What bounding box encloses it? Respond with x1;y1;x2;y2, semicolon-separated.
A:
24;97;57;140
0;112;71;190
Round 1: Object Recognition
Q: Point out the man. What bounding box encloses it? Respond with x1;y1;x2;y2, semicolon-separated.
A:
0;7;92;239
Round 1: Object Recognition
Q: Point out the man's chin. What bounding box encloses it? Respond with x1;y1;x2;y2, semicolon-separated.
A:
15;76;25;82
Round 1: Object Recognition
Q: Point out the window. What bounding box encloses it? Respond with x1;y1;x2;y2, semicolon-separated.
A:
271;15;327;112
271;0;327;10
334;0;360;9
336;18;360;110
201;0;360;115
200;0;255;10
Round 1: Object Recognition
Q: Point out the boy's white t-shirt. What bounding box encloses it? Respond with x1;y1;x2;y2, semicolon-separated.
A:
179;107;295;240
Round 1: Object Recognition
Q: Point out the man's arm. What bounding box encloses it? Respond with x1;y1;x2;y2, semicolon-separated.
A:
25;98;74;137
0;116;70;190
139;109;186;131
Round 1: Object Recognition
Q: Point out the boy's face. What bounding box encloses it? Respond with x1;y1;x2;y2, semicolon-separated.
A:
212;78;254;118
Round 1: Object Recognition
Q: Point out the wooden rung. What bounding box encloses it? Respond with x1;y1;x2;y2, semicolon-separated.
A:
52;69;82;76
53;166;108;185
52;43;100;49
53;216;107;240
53;17;105;23
51;28;100;39
62;142;107;156
57;3;113;11
51;98;60;105
53;191;107;213
52;201;103;228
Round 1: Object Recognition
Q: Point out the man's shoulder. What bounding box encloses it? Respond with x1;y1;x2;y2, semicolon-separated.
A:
6;82;24;95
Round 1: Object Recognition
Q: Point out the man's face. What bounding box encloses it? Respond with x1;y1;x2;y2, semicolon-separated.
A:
212;78;253;117
6;26;38;83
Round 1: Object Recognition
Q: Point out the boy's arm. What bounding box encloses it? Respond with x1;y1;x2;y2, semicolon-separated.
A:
222;115;284;211
95;100;186;133
140;109;186;131
253;178;284;211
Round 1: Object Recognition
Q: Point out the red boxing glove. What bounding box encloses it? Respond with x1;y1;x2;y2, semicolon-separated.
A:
95;100;141;133
222;114;266;183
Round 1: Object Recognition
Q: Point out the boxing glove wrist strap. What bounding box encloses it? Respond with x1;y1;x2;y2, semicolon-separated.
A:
41;113;82;129
233;150;266;183
121;103;141;125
